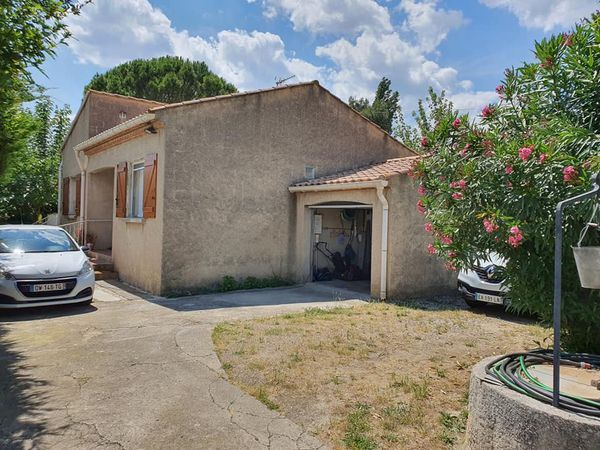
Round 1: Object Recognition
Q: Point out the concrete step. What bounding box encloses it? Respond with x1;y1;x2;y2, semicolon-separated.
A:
94;270;118;281
91;261;114;272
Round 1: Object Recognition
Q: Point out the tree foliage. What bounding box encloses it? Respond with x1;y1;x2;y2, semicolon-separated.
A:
412;14;600;352
0;0;85;174
349;77;400;133
395;88;455;151
0;97;71;223
85;56;237;103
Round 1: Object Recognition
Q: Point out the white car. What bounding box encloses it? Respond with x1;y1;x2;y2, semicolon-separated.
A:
0;225;95;308
457;254;509;307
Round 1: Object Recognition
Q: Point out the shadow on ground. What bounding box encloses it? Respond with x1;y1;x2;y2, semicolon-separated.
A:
101;279;372;312
0;303;97;323
0;322;50;449
392;294;540;326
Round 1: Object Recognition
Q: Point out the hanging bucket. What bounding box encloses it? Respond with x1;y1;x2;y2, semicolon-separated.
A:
572;204;600;289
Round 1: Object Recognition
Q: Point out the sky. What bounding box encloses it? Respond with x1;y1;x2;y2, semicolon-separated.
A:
36;0;599;118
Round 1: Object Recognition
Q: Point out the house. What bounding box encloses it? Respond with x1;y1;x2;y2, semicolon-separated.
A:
60;81;455;298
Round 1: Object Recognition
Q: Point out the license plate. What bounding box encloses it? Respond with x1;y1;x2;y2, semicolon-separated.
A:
476;293;504;304
33;283;66;292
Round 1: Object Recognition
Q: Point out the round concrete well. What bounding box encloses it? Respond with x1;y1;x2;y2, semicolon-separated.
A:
466;356;600;450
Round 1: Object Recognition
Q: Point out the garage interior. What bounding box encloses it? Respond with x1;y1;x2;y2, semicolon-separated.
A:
310;203;372;292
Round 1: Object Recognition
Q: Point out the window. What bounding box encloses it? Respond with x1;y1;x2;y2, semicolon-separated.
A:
130;162;144;218
0;228;79;253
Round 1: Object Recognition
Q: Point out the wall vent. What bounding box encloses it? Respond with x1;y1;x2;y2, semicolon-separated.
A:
305;165;316;179
119;111;127;120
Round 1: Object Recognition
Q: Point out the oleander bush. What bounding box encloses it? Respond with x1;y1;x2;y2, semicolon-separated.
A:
412;13;600;352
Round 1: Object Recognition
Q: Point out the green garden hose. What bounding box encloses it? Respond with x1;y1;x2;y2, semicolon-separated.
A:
485;349;600;417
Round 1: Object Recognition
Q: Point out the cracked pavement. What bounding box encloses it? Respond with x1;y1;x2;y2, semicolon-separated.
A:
0;280;368;449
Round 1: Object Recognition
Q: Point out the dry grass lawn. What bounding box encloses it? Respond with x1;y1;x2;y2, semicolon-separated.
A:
212;299;550;449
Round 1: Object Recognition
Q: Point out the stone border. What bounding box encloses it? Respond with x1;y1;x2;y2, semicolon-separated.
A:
466;356;600;450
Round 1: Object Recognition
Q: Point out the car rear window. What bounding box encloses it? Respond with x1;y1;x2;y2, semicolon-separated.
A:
0;229;79;253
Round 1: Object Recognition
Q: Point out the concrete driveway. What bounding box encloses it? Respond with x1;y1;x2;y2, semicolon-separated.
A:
0;281;368;449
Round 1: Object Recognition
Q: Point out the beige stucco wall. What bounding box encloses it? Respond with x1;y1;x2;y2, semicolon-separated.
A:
158;82;412;294
386;175;456;298
85;131;166;294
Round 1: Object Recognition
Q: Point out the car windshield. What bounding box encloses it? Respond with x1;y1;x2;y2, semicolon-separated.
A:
0;229;79;253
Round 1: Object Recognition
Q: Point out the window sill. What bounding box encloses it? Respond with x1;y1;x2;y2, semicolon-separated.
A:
125;217;145;224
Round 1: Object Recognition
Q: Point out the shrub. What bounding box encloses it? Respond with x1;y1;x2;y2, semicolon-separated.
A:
412;14;600;352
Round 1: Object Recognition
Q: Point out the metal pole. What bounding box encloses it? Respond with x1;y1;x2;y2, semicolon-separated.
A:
553;173;600;408
553;204;563;407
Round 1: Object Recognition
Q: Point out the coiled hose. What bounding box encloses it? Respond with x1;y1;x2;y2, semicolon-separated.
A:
486;349;600;417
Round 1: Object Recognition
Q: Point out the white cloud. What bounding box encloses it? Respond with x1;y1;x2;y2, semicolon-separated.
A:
449;90;498;113
249;0;392;35
66;0;173;66
399;0;466;52
65;0;493;116
316;30;466;104
480;0;597;31
66;0;324;90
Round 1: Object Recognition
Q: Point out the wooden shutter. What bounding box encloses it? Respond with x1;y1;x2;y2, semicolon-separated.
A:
143;153;158;219
116;162;128;218
62;178;70;215
75;176;81;217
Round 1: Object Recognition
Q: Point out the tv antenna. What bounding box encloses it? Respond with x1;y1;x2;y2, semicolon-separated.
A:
275;75;296;86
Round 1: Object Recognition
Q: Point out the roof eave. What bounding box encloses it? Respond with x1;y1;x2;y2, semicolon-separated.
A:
73;113;156;154
288;179;388;193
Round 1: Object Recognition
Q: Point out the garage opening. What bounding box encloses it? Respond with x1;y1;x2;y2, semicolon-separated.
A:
310;202;372;293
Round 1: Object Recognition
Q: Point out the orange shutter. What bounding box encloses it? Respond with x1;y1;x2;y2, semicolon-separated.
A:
75;176;81;217
116;162;128;218
62;178;70;215
143;154;158;219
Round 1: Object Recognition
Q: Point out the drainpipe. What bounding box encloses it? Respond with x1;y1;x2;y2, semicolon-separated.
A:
376;184;389;300
74;148;88;244
58;160;63;219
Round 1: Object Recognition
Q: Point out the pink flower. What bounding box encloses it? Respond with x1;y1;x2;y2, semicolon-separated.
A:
452;118;461;129
539;153;547;164
483;219;499;234
417;185;427;196
448;251;457;258
505;165;514;175
496;84;505;96
482;105;494;118
441;235;453;245
508;226;524;248
421;136;428;147
417;200;426;214
445;262;457;272
452;192;463;200
563;166;577;183
518;147;533;161
427;244;437;255
562;33;573;47
458;179;467;189
425;223;433;233
506;181;513;188
482;140;494;157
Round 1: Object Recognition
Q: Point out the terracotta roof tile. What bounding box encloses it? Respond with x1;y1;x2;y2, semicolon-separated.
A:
292;156;421;187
